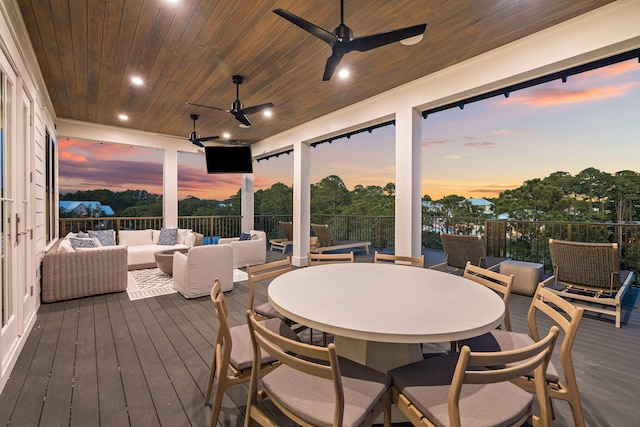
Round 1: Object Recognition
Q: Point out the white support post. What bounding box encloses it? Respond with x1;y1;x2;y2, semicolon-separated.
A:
292;141;310;267
241;173;254;232
163;148;179;228
395;107;422;257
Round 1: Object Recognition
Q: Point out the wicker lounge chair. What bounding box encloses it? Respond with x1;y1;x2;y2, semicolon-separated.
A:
548;239;634;328
269;221;293;253
374;252;424;268
429;233;506;274
310;223;371;254
307;251;354;265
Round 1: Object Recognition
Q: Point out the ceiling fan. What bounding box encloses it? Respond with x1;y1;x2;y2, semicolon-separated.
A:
187;75;274;128
185;114;219;148
274;0;427;81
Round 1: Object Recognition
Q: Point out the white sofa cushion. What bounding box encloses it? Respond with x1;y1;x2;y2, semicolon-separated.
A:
119;229;153;246
176;228;191;244
57;239;75;253
184;232;196;246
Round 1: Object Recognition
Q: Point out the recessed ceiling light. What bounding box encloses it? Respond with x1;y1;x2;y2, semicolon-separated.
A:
400;34;423;46
338;68;350;79
222;132;231;139
263;110;272;117
131;76;144;85
118;114;128;121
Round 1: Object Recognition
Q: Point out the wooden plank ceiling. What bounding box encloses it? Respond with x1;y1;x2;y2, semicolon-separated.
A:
17;0;613;146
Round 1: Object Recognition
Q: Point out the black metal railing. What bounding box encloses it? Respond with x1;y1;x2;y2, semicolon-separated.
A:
60;215;640;276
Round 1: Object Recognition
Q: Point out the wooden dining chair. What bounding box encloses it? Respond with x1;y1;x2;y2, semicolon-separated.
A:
373;252;424;268
205;279;300;427
246;257;292;320
463;261;514;331
246;257;310;341
307;251;354;265
306;252;354;345
459;282;586;427
390;326;559;427
245;311;392;427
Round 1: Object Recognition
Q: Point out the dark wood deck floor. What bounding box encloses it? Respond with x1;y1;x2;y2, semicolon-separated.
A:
1;250;639;426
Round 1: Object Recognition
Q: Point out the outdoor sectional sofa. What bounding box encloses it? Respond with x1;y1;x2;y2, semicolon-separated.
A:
41;228;203;302
118;228;203;270
42;232;128;303
218;230;267;268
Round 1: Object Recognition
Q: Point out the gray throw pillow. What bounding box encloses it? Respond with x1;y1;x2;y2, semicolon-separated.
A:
88;229;116;246
158;228;178;245
76;231;89;238
69;237;99;249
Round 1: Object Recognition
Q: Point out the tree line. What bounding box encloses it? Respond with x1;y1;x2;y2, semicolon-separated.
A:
61;167;640;223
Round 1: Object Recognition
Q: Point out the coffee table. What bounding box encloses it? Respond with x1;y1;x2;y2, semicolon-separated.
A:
268;263;505;373
154;248;189;275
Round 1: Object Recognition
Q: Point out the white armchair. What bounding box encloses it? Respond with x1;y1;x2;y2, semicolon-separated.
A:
218;230;267;268
172;244;233;298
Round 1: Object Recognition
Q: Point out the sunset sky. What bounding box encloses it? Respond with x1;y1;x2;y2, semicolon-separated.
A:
59;59;640;201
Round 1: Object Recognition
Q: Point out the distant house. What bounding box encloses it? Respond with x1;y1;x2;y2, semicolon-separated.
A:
467;197;494;214
422;201;442;212
59;201;115;217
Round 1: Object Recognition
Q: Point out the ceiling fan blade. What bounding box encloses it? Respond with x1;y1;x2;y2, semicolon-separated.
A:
273;9;337;45
241;102;275;115
234;113;252;127
349;23;427;52
191;139;205;148
186;102;230;112
198;135;220;142
323;53;343;81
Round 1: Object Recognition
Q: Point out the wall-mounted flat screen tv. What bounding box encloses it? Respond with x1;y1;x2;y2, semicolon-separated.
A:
205;146;253;174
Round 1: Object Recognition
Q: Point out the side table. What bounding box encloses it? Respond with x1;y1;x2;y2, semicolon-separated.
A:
499;259;544;296
154;248;189;275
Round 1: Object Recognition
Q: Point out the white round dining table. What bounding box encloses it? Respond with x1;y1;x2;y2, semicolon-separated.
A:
268;263;505;373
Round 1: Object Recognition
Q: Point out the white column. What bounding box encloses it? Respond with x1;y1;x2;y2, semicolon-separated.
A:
292;141;310;267
241;173;254;232
395;107;422;257
163;148;179;228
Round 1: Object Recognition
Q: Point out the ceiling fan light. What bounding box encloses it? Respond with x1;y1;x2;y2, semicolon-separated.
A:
239;123;251;128
400;34;423;46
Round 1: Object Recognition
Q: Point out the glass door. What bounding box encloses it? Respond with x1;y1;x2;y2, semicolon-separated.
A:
0;57;17;369
18;88;33;335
